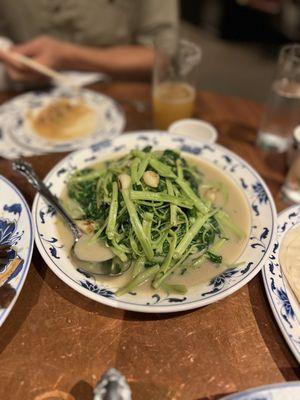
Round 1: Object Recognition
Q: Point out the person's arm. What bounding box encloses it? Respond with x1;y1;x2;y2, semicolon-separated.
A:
0;36;155;82
62;43;155;78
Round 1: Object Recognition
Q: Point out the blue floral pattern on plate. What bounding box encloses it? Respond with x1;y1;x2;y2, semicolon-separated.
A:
32;131;277;313
0;175;34;327
0;218;24;283
221;382;300;400
263;204;300;363
0;88;125;158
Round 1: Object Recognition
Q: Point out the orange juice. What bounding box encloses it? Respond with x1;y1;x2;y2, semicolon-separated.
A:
152;81;196;130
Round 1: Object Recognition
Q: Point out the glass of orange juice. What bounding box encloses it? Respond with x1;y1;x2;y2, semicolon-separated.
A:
152;39;201;130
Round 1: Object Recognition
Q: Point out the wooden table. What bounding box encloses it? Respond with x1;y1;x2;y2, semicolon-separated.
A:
0;82;298;400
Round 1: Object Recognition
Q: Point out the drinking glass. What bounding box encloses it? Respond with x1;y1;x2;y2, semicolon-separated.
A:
281;125;300;203
257;44;300;153
152;39;201;130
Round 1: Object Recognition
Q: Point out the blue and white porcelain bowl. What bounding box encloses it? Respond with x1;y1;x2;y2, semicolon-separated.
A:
221;382;300;400
0;87;125;157
0;175;34;326
32;131;277;313
263;204;300;363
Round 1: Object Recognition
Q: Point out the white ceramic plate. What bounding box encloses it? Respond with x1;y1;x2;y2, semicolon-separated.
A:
0;87;125;157
32;131;277;313
0;175;34;326
263;204;300;363
221;382;300;400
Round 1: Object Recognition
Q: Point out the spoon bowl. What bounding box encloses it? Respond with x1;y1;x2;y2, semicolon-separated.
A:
12;159;128;277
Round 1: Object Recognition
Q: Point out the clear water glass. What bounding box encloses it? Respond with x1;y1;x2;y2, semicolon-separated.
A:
152;39;201;130
281;126;300;203
257;44;300;153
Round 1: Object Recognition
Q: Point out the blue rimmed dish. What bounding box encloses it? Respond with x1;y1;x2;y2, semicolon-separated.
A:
221;381;300;399
0;175;34;326
32;131;277;313
263;204;300;363
0;87;125;157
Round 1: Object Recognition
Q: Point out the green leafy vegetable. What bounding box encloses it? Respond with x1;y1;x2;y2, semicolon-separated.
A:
65;148;245;296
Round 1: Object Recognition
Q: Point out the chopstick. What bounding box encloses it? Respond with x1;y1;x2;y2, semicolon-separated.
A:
0;258;22;287
5;51;76;88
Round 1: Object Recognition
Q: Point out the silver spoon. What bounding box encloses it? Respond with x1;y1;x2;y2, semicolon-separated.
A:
12;159;129;276
94;368;131;400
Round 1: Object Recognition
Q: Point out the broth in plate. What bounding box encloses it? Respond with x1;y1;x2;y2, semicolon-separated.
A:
55;153;251;295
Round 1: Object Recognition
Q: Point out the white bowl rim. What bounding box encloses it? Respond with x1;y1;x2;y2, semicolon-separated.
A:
168;118;218;143
32;131;277;313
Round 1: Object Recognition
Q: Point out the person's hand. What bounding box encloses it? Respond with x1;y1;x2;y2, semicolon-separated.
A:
0;36;70;82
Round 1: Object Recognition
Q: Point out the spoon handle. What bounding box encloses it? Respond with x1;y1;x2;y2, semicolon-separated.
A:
12;159;81;239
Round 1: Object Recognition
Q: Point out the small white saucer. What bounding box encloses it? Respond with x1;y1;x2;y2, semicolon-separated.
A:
168;118;218;143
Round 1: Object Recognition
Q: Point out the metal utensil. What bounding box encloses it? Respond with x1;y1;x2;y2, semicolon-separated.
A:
4;51;77;88
12;159;128;276
94;368;132;400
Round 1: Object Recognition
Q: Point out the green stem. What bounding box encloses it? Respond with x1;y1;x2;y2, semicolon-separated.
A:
152;252;190;289
166;179;177;226
130;191;192;208
132;256;145;278
161;233;177;274
106;181;118;239
130;158;140;184
69;171;101;183
161;282;187;295
152;233;177;288
129;232;142;256
121;188;154;260
152;231;168;252
149;158;176;178
116;265;160;296
176;159;183;180
131;149;146;159
136;155;150;182
215;210;245;240
92;218;108;240
176;178;209;214
174;210;216;259
110;246;128;262
111;238;130;253
142;212;153;243
191;238;227;268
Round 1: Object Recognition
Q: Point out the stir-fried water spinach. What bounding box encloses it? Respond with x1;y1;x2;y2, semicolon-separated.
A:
64;148;244;295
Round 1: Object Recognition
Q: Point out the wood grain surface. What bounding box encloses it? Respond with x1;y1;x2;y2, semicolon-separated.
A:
0;82;299;400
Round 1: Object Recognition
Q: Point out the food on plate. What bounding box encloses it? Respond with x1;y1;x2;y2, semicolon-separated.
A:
0;243;23;287
58;148;250;296
28;98;97;141
279;225;300;302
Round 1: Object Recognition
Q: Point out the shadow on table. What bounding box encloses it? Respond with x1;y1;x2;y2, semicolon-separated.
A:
196;395;229;400
0;248;46;353
68;380;229;400
40;255;196;322
122;307;196;322
248;274;300;380
70;380;93;400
